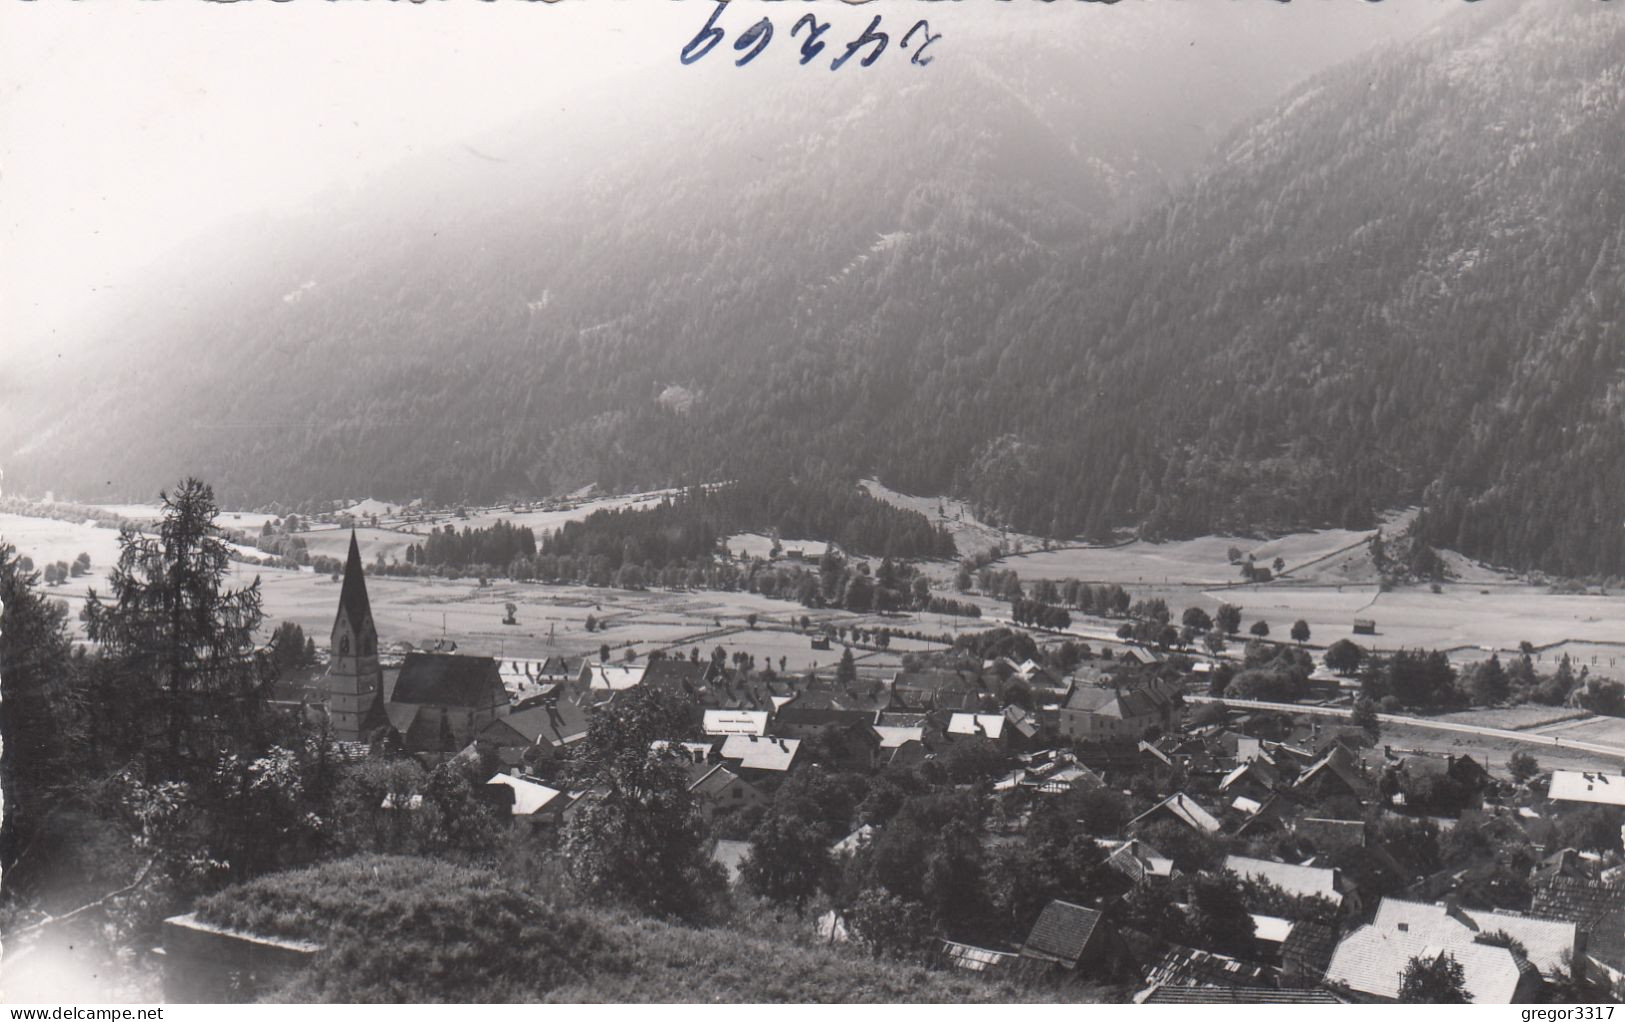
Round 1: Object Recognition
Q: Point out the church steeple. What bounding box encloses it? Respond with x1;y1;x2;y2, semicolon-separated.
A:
326;529;384;742
335;529;373;635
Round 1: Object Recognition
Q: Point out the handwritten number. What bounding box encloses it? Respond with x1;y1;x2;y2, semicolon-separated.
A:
900;20;941;67
791;14;831;66
680;1;727;66
831;15;887;71
734;18;772;66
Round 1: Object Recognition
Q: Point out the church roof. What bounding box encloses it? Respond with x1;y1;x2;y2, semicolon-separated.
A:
335;530;372;630
392;652;507;708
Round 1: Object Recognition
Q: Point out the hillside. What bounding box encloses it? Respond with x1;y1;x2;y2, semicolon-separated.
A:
1;6;1439;502
10;2;1625;575
189;855;1094;1003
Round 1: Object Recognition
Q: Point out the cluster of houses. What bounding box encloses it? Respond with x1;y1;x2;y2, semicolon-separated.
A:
315;533;1625;1002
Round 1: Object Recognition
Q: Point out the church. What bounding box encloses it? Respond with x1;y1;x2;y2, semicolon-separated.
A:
325;531;510;748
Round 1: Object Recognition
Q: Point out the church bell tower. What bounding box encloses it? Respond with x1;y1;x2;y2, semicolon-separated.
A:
327;530;384;742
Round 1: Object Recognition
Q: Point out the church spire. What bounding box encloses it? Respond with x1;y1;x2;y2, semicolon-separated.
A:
335;528;372;631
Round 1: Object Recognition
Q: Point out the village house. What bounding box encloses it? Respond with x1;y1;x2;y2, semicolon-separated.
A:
1546;769;1625;808
1530;876;1625;986
1128;792;1222;835
1224;855;1352;909
718;734;801;778
687;762;767;822
484;772;571;824
1056;682;1161;742
475;692;591;768
1017;899;1134;978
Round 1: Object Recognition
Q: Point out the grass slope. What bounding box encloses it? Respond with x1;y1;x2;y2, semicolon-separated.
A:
197;855;1102;1003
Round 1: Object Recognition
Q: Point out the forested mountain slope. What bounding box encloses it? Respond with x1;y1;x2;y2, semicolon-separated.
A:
946;0;1625;575
9;2;1624;575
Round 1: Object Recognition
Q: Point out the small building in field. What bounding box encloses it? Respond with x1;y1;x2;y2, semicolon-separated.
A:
1352;618;1377;636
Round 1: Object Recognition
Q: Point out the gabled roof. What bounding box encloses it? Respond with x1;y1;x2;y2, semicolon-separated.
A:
688;763;752;799
1021;900;1105;965
702;709;770;736
1294;746;1366;796
1371;898;1577;978
391;652;507;708
872;724;924;749
1128;792;1221;834
333;530;373;633
946;713;1006;740
486;772;564;815
481;698;590;748
1325;925;1535;1002
719;734;799;772
1530;877;1625;969
1281;921;1339;981
581;662;646;691
640;657;713;693
1101;839;1177;883
1225;855;1342;904
773;706;873;728
1220;759;1282;792
1547;769;1625;806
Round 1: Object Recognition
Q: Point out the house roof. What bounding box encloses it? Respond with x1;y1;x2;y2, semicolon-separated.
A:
946;713;1006;740
1530;877;1625;968
1220;759;1282;792
1547;770;1625;806
581;662;646;691
1294;746;1366;795
1225;855;1342;904
872;724;924;749
774;706;873;728
333;530;372;632
1138;986;1341;1004
719;734;799;772
1021;900;1105;965
482;699;590;747
702;709;770;736
689;763;751;799
1281;921;1340;980
1325;924;1533;1002
1064;684;1160;719
831;824;878;857
391;653;507;708
1371;898;1577;979
485;772;564;815
640;658;713;694
1102;839;1176;882
1141;946;1273;989
1128;792;1221;834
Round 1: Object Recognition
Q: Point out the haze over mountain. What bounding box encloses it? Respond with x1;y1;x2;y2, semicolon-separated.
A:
7;0;1623;576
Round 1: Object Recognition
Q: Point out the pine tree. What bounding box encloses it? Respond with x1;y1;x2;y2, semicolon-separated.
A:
81;478;271;781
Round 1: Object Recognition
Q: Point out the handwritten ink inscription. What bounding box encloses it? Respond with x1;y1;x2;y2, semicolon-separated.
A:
681;2;941;69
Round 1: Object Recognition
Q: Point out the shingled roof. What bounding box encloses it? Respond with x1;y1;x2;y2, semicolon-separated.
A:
1021;900;1105;966
391;652;507;708
1530;877;1625;971
1281;921;1339;982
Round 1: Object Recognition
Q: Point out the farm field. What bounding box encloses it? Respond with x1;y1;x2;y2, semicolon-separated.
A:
1429;706;1590;731
1206;583;1625;658
723;532;829;561
1531;715;1625;746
